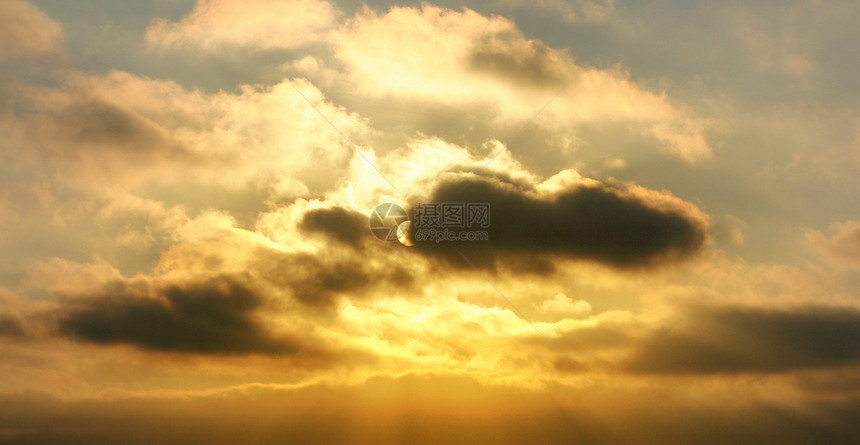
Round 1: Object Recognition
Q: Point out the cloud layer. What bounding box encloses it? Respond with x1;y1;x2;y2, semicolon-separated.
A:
624;303;860;374
1;0;859;443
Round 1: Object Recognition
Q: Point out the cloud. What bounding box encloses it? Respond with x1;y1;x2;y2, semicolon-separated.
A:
333;4;712;163
553;356;589;373
140;3;713;164
146;0;338;50
305;139;709;274
155;221;414;307
551;323;633;352
0;312;25;338
2;373;860;445
0;0;63;60
21;258;122;295
525;310;638;355
1;68;365;200
0;69;373;277
402;169;709;271
805;220;860;265
496;0;616;24
603;157;627;170
299;206;370;249
49;98;172;151
57;275;301;355
249;249;404;307
712;215;746;247
51;72;363;192
4;5;859;443
41;212;413;355
467;32;574;89
537;293;592;320
624;303;860;374
13;93;181;177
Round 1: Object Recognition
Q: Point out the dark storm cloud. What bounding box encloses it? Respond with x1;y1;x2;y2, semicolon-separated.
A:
624;304;860;375
58;276;300;355
299;206;370;248
406;174;708;271
468;32;573;89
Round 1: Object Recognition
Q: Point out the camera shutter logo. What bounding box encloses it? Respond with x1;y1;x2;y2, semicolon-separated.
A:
368;203;409;242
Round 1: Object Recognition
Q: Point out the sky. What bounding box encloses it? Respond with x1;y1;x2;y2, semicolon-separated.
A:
1;0;859;443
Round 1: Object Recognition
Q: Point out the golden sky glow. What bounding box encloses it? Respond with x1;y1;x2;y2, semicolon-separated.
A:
1;0;860;443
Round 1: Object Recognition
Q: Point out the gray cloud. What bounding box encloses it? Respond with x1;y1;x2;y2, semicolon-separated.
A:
59;99;168;149
624;304;860;375
58;275;300;355
468;31;574;89
404;173;708;272
0;312;26;338
48;236;416;353
28;97;187;163
296;169;708;273
248;246;414;307
299;206;370;248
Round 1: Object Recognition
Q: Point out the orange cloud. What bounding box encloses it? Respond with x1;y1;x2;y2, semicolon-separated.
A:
0;0;63;60
146;0;338;50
